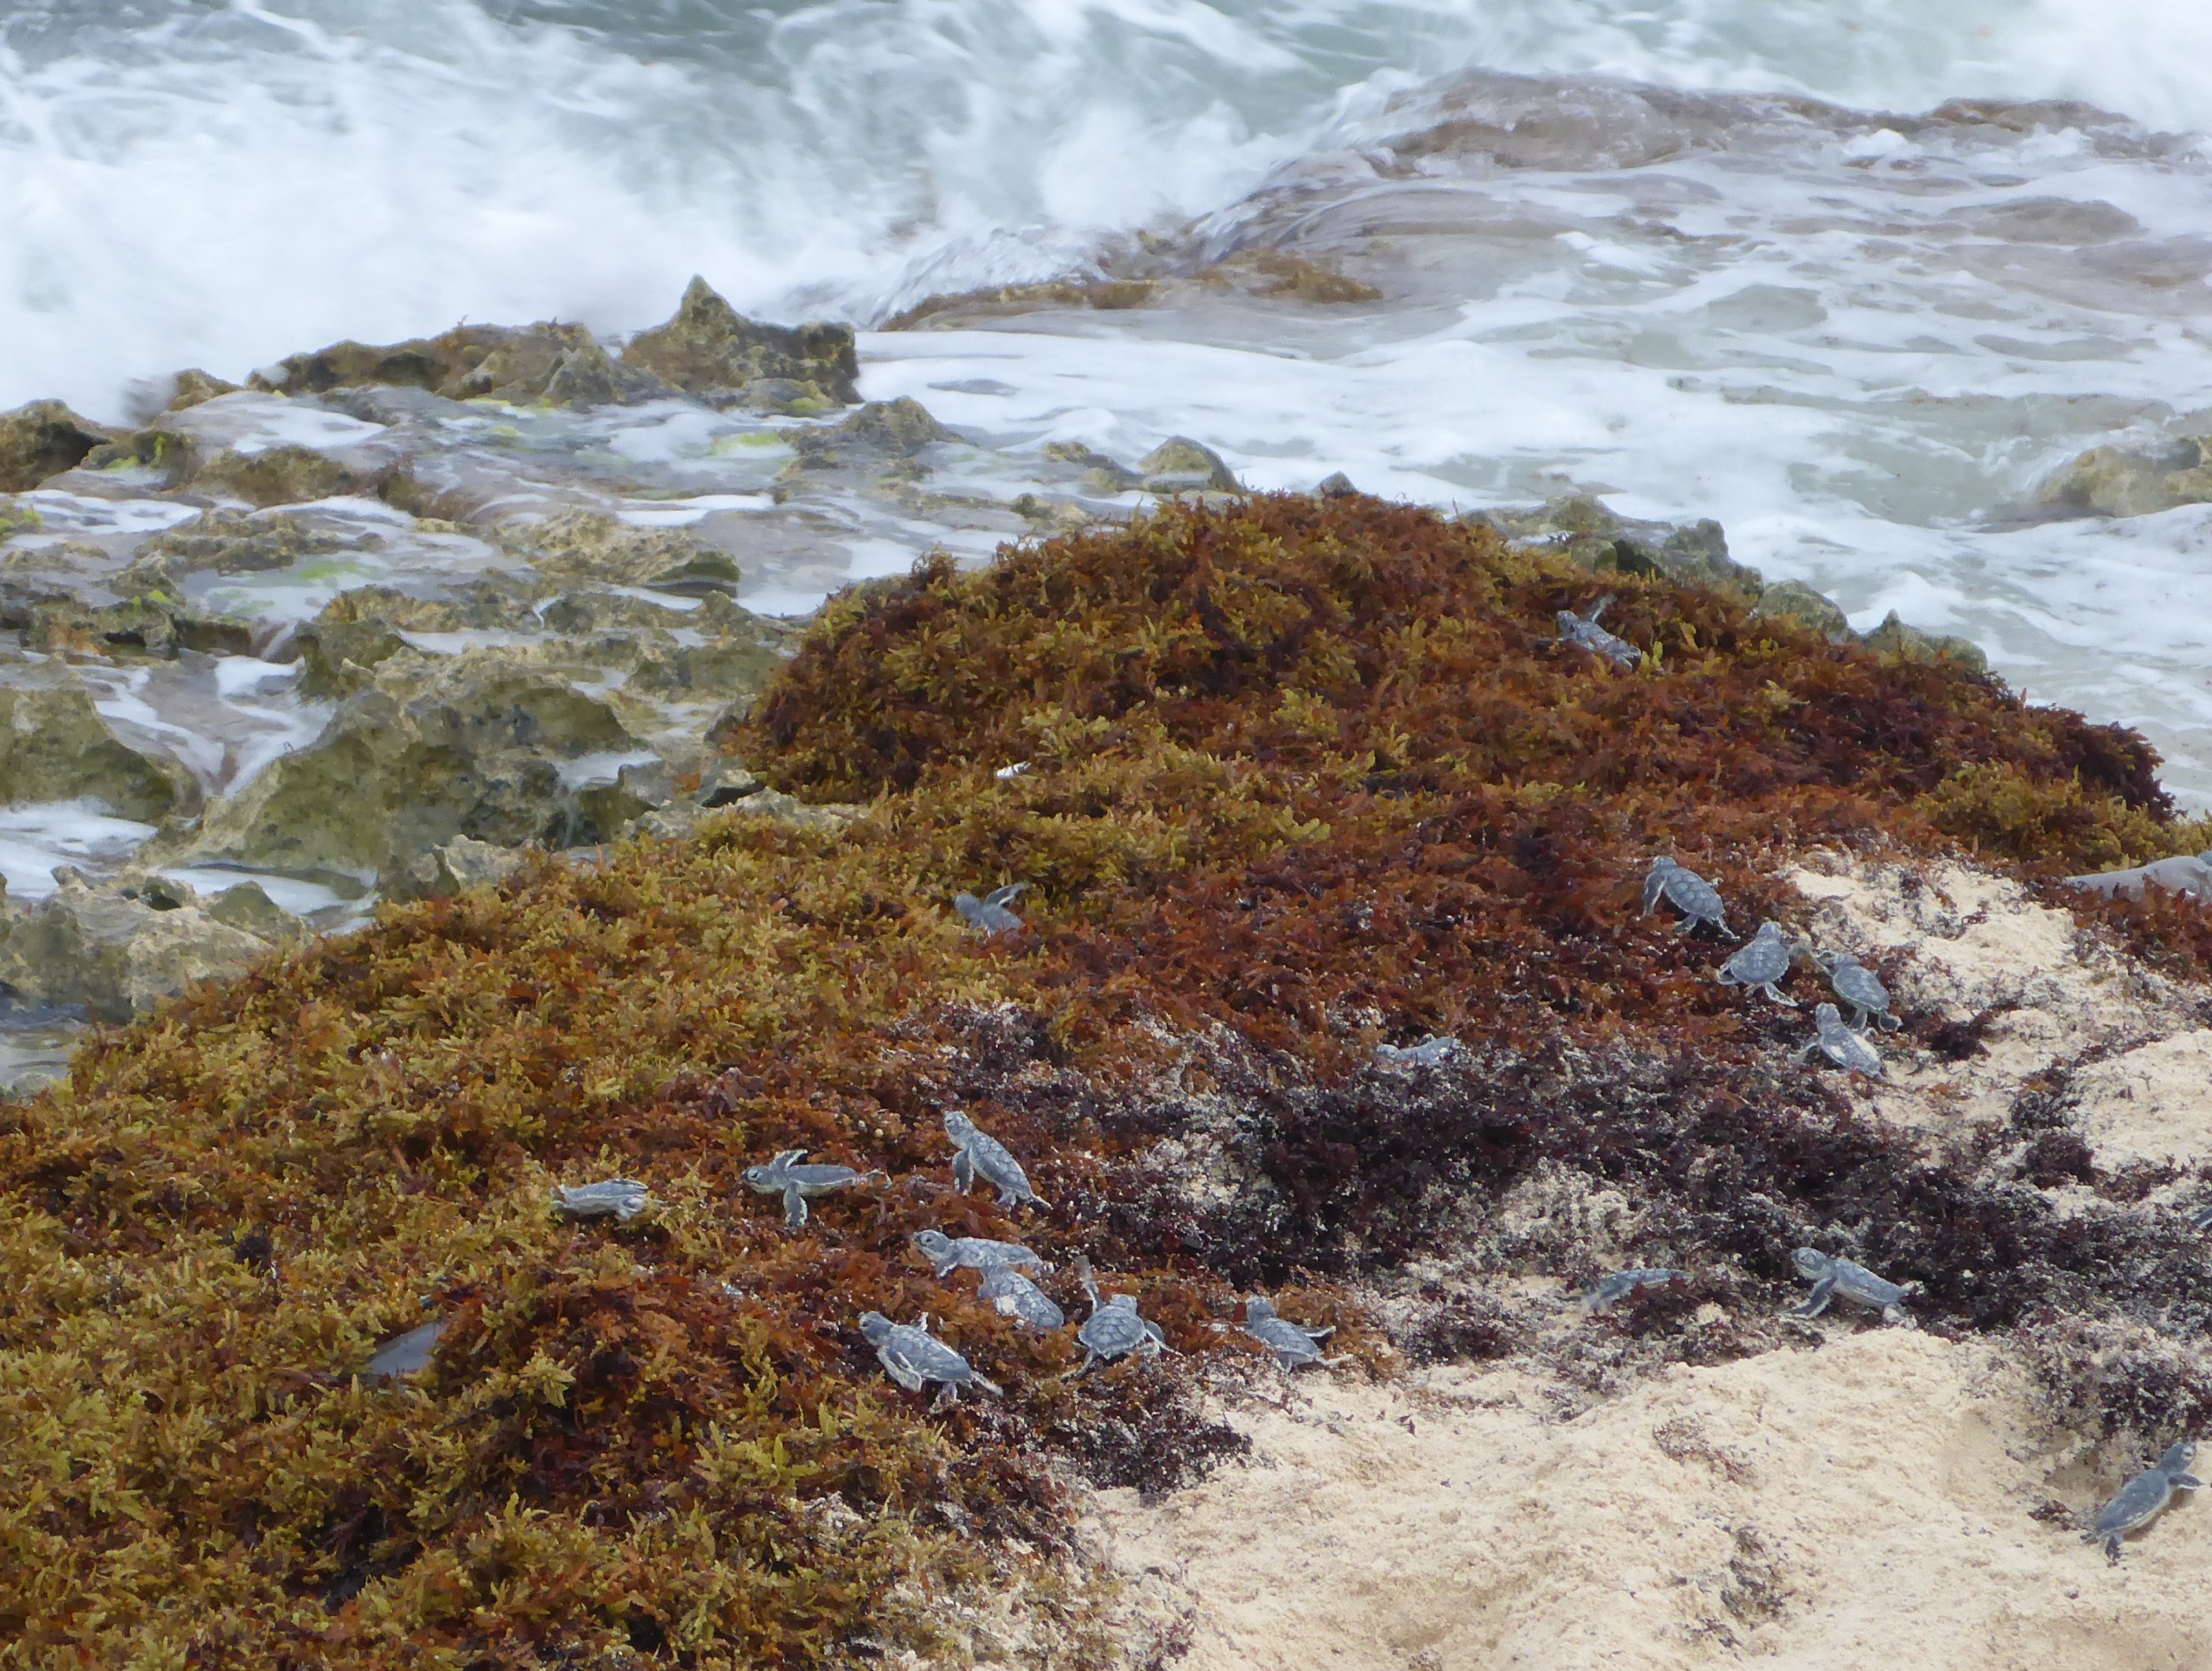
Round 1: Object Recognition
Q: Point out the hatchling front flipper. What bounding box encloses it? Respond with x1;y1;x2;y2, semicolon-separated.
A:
953;1147;975;1191
1792;1274;1837;1318
883;1353;926;1393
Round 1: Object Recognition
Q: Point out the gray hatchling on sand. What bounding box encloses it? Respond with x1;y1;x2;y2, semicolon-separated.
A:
1581;1268;1690;1314
1716;920;1797;1005
1805;1002;1886;1075
1073;1256;1170;1373
1643;856;1732;936
1373;1035;1460;1068
1821;951;1901;1031
944;1109;1048;1209
953;882;1028;937
2085;1441;2200;1562
1788;1248;1912;1325
978;1263;1067;1330
1240;1295;1335;1368
743;1150;885;1228
857;1312;1002;1404
551;1177;651;1223
913;1228;1048;1279
1555;595;1640;669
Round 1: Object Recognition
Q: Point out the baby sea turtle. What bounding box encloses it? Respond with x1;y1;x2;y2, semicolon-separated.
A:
2190;1203;2212;1232
552;1177;651;1223
1581;1267;1690;1314
1805;1002;1886;1076
1555;595;1640;669
1073;1255;1170;1374
1821;951;1901;1031
364;1316;446;1381
742;1149;886;1229
1788;1248;1911;1325
2064;850;2212;904
1643;856;1732;936
1240;1295;1335;1368
1374;1035;1460;1068
2085;1441;2200;1562
913;1228;1048;1279
856;1312;1002;1404
978;1263;1067;1330
1716;920;1797;1005
953;882;1028;937
944;1109;1048;1209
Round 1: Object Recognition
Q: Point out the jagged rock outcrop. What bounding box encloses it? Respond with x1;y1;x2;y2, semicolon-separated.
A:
0;870;273;1020
0;668;191;819
2040;433;2212;518
250;320;667;408
619;276;860;409
0;401;114;492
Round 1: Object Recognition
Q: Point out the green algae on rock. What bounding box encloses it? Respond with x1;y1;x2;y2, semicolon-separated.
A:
7;494;2212;1667
0;399;114;492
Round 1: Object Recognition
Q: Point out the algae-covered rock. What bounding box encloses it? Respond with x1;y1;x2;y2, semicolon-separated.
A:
165;368;244;412
1753;579;1853;642
171;649;644;886
620;276;860;407
1859;609;1989;674
2039;435;2212;518
252;320;666;409
786;398;955;473
0;872;272;1020
130;509;349;579
1478;494;1764;599
1137;436;1239;494
0;401;114;492
0;670;188;819
500;510;733;587
193;443;383;507
403;834;528;900
202;879;305;941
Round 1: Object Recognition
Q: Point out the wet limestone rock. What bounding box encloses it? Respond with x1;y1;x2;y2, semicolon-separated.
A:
0;872;273;1020
1476;494;1764;601
1860;610;1989;674
620;277;860;408
193;443;383;507
0;401;115;492
498;510;741;589
2039;435;2212;519
203;879;305;941
0;669;189;820
1137;437;1240;494
165;369;244;412
167;648;646;888
252;321;665;408
403;835;528;900
785;398;955;474
1753;579;1853;642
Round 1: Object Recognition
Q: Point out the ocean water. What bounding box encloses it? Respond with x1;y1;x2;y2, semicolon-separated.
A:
5;0;2212;799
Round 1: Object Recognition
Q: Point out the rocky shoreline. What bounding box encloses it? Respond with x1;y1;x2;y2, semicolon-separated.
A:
0;279;2012;1064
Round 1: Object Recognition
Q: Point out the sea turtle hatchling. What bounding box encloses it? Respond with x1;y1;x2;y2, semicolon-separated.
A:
1805;1002;1886;1076
1788;1248;1912;1325
1643;856;1732;936
953;882;1028;937
1581;1268;1691;1314
913;1228;1049;1279
1073;1256;1170;1374
1555;595;1641;669
551;1178;651;1223
1373;1035;1460;1068
1240;1295;1336;1368
2085;1441;2201;1562
1716;921;1797;1005
944;1109;1048;1209
743;1150;886;1229
1820;951;1901;1031
856;1312;1002;1405
978;1263;1067;1330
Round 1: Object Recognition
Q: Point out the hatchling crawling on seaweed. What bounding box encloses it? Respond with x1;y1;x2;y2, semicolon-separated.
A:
978;1263;1067;1330
1717;920;1796;1005
1788;1248;1912;1325
1073;1256;1170;1374
953;882;1028;937
857;1312;1002;1405
2085;1441;2200;1562
1643;856;1732;936
1240;1295;1335;1368
913;1228;1048;1278
743;1150;885;1228
1581;1268;1690;1314
1821;951;1901;1031
1806;1002;1886;1075
1555;595;1640;669
943;1109;1048;1209
551;1177;651;1223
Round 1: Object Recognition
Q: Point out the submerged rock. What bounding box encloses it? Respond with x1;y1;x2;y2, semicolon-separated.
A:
0;401;114;492
620;276;860;408
1137;436;1239;494
785;397;955;474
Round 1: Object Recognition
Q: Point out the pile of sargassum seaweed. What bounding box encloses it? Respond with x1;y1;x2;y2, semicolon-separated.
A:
4;494;2212;1668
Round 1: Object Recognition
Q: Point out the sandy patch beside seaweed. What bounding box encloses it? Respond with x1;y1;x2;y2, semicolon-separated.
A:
1782;854;2212;1172
1094;1331;2208;1671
